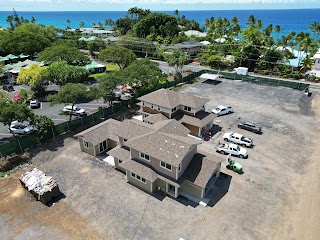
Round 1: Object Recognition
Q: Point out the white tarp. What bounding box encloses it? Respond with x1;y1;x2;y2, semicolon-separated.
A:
199;73;221;80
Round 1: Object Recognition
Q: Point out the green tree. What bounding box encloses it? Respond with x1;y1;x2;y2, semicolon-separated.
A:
47;83;88;122
18;88;33;104
0;90;10;102
42;61;89;85
104;18;114;27
29;115;54;139
164;50;190;78
0;100;34;131
16;64;46;92
38;44;90;66
2;23;57;55
99;46;136;69
123;58;166;91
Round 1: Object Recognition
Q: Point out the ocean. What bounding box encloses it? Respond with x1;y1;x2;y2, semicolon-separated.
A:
0;9;320;37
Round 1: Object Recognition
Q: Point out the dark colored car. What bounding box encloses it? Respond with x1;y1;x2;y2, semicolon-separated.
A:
237;121;262;134
2;85;15;92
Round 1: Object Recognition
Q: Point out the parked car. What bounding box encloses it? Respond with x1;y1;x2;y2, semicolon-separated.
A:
223;132;253;148
212;105;233;116
9;121;34;135
62;105;86;116
226;154;243;174
2;85;15;92
13;92;21;101
29;99;40;109
237;121;262;134
215;142;248;159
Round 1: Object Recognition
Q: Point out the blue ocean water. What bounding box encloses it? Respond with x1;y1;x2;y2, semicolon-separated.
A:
0;9;320;37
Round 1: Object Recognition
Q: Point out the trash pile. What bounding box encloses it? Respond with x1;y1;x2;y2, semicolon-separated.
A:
20;168;60;204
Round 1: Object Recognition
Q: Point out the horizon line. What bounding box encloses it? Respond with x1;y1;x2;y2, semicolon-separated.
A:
0;8;320;12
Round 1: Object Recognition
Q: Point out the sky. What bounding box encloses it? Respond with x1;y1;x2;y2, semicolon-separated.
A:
1;0;320;11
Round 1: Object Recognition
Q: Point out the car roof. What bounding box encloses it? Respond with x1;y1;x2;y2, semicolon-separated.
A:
233;133;243;138
216;105;226;108
229;143;238;148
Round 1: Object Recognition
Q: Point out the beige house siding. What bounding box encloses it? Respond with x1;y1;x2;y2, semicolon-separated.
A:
79;138;96;156
114;158;126;173
180;181;203;198
142;106;160;114
182;123;200;136
127;171;152;193
131;149;177;179
178;145;197;178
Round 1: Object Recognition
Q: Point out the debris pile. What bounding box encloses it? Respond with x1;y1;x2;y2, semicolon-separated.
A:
20;168;60;204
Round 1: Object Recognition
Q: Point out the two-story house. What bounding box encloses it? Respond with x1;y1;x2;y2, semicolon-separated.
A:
75;118;224;200
138;88;216;137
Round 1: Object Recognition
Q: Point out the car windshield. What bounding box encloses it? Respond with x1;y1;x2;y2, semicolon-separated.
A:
215;107;221;111
237;145;240;151
74;107;80;111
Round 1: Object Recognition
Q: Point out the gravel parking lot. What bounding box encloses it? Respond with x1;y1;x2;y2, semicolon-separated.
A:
1;78;319;240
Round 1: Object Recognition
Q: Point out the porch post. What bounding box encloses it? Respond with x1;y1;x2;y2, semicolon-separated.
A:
174;186;178;198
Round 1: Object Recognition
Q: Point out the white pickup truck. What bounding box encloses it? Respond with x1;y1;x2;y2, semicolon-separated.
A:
223;132;253;148
215;143;248;159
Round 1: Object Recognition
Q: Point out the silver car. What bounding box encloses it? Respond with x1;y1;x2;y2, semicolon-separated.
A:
10;121;34;135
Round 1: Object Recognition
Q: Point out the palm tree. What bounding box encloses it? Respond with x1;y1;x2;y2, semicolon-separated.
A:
66;19;71;29
6;15;14;30
174;9;179;18
164;50;190;78
309;21;319;39
31;16;36;23
79;21;85;28
274;25;281;41
246;15;256;28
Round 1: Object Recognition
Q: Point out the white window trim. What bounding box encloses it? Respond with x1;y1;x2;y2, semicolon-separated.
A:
151;104;154;109
140;152;150;161
83;139;89;149
178;163;181;172
160;161;172;172
157;106;161;111
183;106;192;112
131;172;147;184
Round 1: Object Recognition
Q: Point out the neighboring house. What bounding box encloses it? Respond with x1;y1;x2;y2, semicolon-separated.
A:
138;88;215;137
75;117;224;200
163;40;206;55
82;29;114;37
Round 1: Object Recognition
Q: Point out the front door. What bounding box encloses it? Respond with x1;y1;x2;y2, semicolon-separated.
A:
99;141;107;153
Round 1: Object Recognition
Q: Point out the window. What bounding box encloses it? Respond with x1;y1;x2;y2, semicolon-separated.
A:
151;104;154;109
119;159;122;164
140;152;150;161
131;172;147;184
142;101;145;106
178;163;181;172
157;106;161;111
184;106;191;112
83;140;89;149
171;107;177;113
160;161;172;171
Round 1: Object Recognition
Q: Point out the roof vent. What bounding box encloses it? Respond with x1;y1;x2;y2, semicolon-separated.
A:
172;143;175;145
164;139;168;142
180;146;185;148
175;154;179;158
160;148;162;150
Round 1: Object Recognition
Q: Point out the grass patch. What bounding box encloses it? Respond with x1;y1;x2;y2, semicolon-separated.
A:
0;171;10;178
104;63;120;71
89;72;107;79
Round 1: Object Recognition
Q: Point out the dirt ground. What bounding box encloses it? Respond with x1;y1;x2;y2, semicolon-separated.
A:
0;78;320;240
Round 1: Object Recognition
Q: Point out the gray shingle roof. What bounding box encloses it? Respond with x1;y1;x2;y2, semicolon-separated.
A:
112;119;153;140
107;146;130;162
74;119;120;146
144;113;168;124
152;119;190;136
179;111;216;128
179;151;225;188
124;132;199;167
138;88;210;109
119;160;158;182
